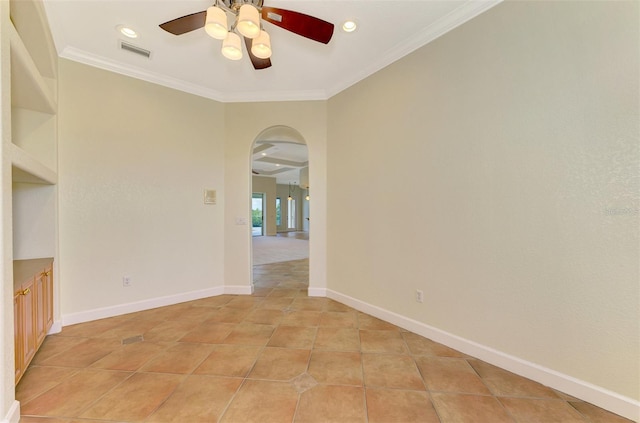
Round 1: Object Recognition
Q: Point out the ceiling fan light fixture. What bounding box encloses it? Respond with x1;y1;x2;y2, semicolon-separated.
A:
205;6;228;40
251;30;272;59
237;4;261;39
222;32;243;60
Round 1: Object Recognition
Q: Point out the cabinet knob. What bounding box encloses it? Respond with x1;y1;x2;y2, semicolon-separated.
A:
42;271;51;277
21;288;30;296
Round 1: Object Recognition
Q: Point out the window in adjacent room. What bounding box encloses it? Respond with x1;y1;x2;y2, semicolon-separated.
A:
287;198;296;229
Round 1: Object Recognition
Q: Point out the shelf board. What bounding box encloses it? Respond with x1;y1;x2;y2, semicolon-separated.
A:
10;143;57;185
10;0;57;79
9;22;56;114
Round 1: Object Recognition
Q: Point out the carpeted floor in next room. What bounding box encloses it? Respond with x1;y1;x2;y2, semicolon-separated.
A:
252;233;309;266
16;256;632;422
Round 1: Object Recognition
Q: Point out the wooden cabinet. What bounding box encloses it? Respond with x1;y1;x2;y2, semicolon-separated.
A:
35;268;48;345
14;258;53;385
13;292;22;383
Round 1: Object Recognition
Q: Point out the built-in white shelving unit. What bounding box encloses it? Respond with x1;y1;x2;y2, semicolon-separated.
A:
10;24;56;114
6;0;59;258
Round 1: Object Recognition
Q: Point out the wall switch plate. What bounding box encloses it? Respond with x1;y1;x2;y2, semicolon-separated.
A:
415;289;424;303
204;189;216;205
235;217;248;225
123;276;132;287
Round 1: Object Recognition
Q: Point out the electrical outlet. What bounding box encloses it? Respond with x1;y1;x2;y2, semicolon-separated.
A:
415;289;424;303
123;276;132;287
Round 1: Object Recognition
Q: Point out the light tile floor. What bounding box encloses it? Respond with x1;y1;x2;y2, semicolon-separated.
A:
18;259;632;423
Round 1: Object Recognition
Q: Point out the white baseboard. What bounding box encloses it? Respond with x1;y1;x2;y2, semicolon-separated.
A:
48;320;62;334
224;285;253;295
326;289;640;422
62;286;225;326
307;287;326;297
1;400;20;423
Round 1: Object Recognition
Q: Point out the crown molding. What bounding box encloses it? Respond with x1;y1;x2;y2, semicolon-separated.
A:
60;46;331;103
325;0;503;99
53;0;501;103
60;46;228;101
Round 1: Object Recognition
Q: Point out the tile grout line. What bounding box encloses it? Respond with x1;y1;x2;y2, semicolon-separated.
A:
216;288;274;423
71;368;138;421
356;309;371;423
17;363;81;406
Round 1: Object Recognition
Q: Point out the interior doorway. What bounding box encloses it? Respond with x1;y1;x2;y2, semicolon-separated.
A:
250;126;310;268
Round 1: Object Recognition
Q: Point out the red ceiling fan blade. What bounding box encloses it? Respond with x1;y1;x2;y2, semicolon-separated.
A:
159;11;206;35
244;37;272;70
261;7;334;44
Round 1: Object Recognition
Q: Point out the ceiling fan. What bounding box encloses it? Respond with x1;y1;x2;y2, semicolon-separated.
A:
159;0;334;70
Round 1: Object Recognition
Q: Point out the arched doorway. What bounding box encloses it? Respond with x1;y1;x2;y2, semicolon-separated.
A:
249;126;310;276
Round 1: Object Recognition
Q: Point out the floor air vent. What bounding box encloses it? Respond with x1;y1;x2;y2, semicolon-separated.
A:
120;41;151;58
122;334;144;345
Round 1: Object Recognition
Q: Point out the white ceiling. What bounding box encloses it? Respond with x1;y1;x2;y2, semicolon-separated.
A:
43;0;500;103
252;141;308;185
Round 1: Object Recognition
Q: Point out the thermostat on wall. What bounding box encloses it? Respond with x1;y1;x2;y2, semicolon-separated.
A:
204;189;217;205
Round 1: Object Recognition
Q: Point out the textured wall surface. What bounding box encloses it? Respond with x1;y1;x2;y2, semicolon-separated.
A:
327;1;639;400
58;59;226;315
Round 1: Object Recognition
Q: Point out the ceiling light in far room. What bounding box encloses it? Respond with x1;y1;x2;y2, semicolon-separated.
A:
288;182;294;201
117;25;138;38
251;30;272;59
261;152;267;156
237;4;261;39
275;163;280;167
205;6;228;40
222;32;243;60
342;20;357;33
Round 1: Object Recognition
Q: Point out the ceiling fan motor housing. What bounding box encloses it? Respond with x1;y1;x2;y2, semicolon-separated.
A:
225;0;264;13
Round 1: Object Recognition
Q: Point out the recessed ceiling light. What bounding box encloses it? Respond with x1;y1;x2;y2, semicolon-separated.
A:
261;152;267;156
117;25;138;38
275;164;280;167
342;20;357;33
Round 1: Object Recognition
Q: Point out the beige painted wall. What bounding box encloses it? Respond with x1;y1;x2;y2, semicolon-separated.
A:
57;59;226;315
12;183;56;259
327;0;639;401
224;101;327;291
252;175;276;236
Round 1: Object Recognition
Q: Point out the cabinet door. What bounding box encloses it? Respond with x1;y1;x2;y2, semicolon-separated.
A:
14;293;23;384
35;273;47;345
44;266;53;330
21;279;37;369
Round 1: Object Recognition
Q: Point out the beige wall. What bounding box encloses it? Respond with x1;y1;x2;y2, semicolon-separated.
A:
327;0;639;402
251;175;276;236
56;64;330;314
12;183;56;259
57;59;226;316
